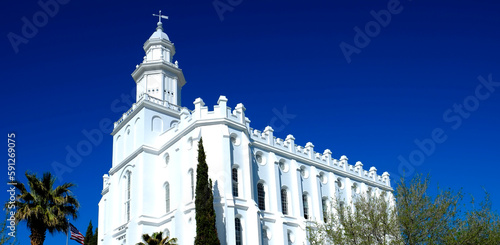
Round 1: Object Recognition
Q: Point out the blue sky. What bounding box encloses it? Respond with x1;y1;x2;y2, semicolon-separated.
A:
2;0;500;244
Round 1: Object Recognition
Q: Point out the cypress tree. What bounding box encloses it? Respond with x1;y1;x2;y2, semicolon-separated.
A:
83;221;94;245
92;228;98;245
194;138;221;245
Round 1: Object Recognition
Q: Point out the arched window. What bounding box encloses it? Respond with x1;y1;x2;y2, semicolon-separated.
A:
235;218;242;245
165;182;170;213
257;183;265;211
189;169;194;200
164;228;170;238
232;168;239;197
322;197;328;222
281;188;288;215
152;116;163;133
303;193;309;219
125;171;131;222
339;201;345;221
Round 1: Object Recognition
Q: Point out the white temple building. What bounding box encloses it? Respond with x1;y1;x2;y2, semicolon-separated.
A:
97;17;393;245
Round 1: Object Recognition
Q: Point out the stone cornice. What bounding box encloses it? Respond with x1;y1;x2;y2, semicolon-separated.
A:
252;140;393;191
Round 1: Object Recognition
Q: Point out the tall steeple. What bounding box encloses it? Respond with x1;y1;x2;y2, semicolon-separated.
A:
131;12;186;106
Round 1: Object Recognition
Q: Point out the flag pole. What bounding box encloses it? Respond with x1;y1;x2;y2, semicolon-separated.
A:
66;219;69;245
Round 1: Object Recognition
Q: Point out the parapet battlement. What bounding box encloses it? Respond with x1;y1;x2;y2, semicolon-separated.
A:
113;94;391;188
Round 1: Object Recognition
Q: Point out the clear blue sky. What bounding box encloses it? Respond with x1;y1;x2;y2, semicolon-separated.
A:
2;0;500;244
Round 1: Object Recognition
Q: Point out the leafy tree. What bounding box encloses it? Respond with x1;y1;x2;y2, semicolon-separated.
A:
6;172;79;245
396;174;462;245
307;173;500;245
136;231;177;245
194;138;221;245
442;193;500;245
396;174;500;245
307;194;401;245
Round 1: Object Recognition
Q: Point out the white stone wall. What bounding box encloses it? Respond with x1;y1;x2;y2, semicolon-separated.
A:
98;95;393;245
98;23;393;245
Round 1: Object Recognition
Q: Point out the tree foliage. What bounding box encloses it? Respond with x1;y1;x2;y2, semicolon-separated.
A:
136;231;177;245
397;174;500;245
194;138;221;245
396;174;462;245
0;211;19;245
83;220;98;245
6;171;79;245
307;194;401;245
307;174;500;245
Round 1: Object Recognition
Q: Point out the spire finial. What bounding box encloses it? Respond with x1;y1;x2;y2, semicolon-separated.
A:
152;10;169;30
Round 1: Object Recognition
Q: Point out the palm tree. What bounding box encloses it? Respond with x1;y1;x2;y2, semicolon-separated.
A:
136;231;178;245
8;172;79;245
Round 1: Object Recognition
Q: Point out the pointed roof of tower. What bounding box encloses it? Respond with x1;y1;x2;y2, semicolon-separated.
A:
149;21;170;41
149;11;170;41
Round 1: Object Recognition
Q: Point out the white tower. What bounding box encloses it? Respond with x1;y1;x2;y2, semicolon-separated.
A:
132;17;186;105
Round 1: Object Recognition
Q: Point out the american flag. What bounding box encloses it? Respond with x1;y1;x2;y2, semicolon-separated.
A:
69;223;85;245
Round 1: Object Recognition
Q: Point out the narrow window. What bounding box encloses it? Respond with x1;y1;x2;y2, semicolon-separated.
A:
125;172;131;222
232;168;239;197
339;201;345;221
322;197;328;222
303;194;309;219
257;183;265;210
235;218;242;245
190;169;194;200
281;189;288;215
165;182;170;213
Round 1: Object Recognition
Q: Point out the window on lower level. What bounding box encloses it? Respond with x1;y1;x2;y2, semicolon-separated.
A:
322;197;328;222
189;169;194;200
165;182;170;213
232;168;239;197
281;188;288;215
257;183;265;211
303;193;309;220
235;218;242;245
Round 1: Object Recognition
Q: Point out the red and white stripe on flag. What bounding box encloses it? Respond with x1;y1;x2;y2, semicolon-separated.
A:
69;223;85;245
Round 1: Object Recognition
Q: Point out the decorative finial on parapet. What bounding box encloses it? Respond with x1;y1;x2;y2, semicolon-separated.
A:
305;142;315;148
323;149;332;155
235;103;246;111
153;10;169;30
180;107;190;116
193;97;205;106
263;126;274;145
382;172;390;185
193;98;205;118
217;95;228;105
369;167;378;179
355;161;363;167
286;134;295;141
340;155;348;161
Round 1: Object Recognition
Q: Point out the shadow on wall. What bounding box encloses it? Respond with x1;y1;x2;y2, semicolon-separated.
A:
213;180;227;245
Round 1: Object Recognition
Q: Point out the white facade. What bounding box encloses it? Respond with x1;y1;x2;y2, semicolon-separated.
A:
98;20;393;245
